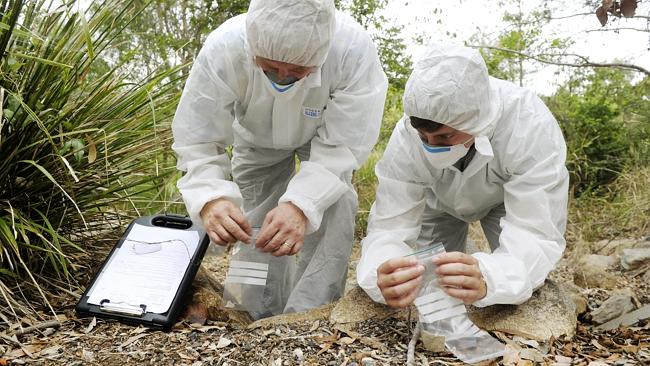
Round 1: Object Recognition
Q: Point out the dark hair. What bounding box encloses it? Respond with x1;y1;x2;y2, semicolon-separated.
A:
409;116;444;132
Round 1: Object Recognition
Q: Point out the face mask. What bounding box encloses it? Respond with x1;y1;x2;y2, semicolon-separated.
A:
422;137;473;169
264;70;300;87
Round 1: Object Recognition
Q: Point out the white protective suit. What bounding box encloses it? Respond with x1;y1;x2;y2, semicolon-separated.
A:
172;0;388;317
356;43;569;307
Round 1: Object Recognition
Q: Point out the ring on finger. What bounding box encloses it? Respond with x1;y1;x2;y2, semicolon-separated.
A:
281;241;293;249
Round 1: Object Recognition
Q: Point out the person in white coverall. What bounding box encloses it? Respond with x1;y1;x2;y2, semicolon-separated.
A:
172;0;387;318
356;43;569;309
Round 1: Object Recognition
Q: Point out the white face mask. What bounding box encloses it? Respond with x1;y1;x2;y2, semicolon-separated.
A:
421;137;474;169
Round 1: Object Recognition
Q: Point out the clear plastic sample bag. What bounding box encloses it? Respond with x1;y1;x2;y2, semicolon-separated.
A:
222;228;271;317
409;243;505;364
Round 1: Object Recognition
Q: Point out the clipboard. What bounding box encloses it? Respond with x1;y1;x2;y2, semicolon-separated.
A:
75;213;210;330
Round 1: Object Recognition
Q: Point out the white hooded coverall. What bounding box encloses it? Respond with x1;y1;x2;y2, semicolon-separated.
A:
172;0;388;318
356;43;569;307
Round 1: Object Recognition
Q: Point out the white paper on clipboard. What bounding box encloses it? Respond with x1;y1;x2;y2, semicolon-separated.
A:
86;223;200;314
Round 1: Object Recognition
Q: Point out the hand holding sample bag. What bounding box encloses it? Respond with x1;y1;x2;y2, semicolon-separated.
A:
222;228;296;319
409;243;505;364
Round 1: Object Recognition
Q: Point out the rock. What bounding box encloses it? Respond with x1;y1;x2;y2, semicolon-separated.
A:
570;293;588;316
467;280;577;341
420;329;445;352
644;270;650;284
573;254;618;289
561;282;588;316
597;237;650;256
590;290;636;325
329;286;397;324
620;248;650;270
248;303;335;329
597;304;650;330
361;357;375;366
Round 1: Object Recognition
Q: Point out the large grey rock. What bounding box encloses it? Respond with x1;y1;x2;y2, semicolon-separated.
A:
590;290;636;325
573;254;618;289
620;248;650;270
467;280;577;341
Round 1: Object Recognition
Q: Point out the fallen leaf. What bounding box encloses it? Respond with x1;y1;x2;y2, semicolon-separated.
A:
82;349;94;362
554;355;573;365
84;317;96;334
513;336;540;349
130;326;148;335
309;320;320;332
216;337;232;349
117;333;148;351
519;348;545;363
338;336;355;345
37;345;61;357
502;345;521;366
618;344;638;353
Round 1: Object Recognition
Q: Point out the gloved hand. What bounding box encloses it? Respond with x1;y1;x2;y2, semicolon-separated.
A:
200;198;252;245
433;251;487;304
256;202;307;257
377;257;425;308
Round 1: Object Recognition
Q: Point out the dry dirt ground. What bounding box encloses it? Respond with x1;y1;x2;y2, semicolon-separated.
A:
1;232;649;365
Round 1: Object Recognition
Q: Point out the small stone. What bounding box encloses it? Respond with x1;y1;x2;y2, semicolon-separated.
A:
293;348;303;361
590;290;636;324
573;255;617;289
643;270;650;284
420;329;445;352
570;293;588;315
361;357;375;366
620;248;650;270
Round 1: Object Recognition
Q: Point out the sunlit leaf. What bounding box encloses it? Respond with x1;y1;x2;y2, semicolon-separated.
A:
620;0;637;17
596;6;608;26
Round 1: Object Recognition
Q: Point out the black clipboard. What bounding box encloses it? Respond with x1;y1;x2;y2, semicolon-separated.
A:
75;213;210;331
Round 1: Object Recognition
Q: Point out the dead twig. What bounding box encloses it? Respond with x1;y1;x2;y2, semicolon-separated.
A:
10;320;60;337
406;320;422;366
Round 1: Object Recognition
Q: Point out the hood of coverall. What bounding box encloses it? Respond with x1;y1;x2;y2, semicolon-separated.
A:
246;0;336;67
403;43;502;137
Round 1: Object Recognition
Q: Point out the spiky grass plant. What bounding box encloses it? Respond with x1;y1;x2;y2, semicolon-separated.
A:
0;0;185;319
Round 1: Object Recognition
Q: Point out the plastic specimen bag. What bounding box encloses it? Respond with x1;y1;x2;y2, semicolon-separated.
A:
222;228;271;316
409;243;505;364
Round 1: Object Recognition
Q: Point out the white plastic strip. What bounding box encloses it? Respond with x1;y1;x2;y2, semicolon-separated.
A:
421;304;468;323
224;275;267;286
226;268;268;278
414;290;447;306
416;297;465;314
230;260;269;271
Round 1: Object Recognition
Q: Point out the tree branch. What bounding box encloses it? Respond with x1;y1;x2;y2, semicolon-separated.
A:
470;45;650;76
585;27;650;32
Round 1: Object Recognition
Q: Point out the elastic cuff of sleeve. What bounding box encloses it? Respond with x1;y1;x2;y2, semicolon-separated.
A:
471;253;498;307
278;196;322;235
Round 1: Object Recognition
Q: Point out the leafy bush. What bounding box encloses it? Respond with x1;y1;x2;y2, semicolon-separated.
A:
548;69;648;196
0;0;183;314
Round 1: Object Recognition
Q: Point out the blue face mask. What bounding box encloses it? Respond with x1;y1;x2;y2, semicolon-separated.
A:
264;70;300;92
